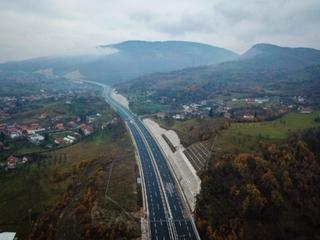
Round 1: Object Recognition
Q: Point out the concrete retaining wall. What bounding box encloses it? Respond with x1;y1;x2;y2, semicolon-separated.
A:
143;118;201;211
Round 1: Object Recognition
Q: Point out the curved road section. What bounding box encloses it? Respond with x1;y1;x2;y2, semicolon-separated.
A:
87;81;200;240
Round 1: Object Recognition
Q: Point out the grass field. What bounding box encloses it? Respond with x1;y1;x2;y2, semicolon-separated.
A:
6;102;68;125
216;111;320;153
11;141;43;155
130;101;170;115
125;91;171;115
155;117;224;147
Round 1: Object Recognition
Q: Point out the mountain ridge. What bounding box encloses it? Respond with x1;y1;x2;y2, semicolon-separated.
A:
0;40;239;85
116;43;320;103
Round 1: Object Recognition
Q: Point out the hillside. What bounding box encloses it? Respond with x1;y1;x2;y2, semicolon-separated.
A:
196;126;320;240
116;44;320;104
0;40;238;85
0;95;141;239
241;43;320;69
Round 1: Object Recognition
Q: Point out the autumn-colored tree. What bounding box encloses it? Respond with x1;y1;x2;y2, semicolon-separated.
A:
196;128;320;240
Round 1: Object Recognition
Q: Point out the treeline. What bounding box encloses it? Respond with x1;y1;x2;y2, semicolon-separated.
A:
195;128;320;240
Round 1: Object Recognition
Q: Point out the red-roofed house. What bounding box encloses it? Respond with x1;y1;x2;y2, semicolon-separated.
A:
81;125;94;136
300;107;313;114
7;155;18;169
56;123;65;130
0;123;7;132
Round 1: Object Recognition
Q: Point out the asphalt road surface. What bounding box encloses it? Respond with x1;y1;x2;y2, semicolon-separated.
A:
91;82;200;240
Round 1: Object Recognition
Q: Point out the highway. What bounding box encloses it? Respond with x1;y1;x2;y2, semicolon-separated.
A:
88;81;200;240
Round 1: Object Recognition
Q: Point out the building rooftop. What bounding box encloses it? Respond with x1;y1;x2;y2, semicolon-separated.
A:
0;232;16;240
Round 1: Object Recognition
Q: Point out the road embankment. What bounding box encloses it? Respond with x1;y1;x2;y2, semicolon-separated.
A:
111;89;129;109
143;118;201;211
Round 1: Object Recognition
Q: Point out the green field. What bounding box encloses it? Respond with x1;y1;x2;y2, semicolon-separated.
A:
11;141;43;155
155;117;224;147
216;111;320;153
130;101;170;115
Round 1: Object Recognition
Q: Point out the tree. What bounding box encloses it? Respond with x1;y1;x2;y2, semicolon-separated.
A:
44;133;49;141
0;132;5;141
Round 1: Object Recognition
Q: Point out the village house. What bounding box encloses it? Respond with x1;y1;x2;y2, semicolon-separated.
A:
200;100;208;105
183;105;192;113
39;112;49;119
56;123;65;130
299;106;313;114
18;124;28;133
157;112;167;119
172;114;185;120
53;115;63;121
28;134;45;144
63;135;76;144
22;156;28;164
7;155;18;169
54;138;64;145
26;123;45;134
255;97;269;104
243;114;255;120
9;129;22;139
245;98;256;104
297;96;305;103
87;116;96;124
0;123;7;132
0;232;16;240
80;124;94;136
30;123;40;129
84;126;94;136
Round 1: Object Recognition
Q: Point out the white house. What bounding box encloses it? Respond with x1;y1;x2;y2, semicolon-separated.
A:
10;131;21;139
173;114;185;120
63;135;76;144
28;134;44;144
0;232;16;240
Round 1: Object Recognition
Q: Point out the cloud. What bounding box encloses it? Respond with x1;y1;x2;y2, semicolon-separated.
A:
0;0;319;62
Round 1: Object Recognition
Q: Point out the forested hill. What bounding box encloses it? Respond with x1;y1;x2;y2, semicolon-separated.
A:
116;44;320;103
239;43;320;71
196;127;320;240
0;40;238;85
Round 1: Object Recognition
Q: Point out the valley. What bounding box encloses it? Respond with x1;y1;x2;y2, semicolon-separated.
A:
1;40;320;240
2;1;320;239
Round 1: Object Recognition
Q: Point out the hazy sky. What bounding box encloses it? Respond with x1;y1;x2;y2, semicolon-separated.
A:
1;0;320;62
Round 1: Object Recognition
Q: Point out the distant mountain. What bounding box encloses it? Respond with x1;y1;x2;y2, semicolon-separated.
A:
103;40;238;64
116;43;320;102
240;43;320;71
0;40;238;85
